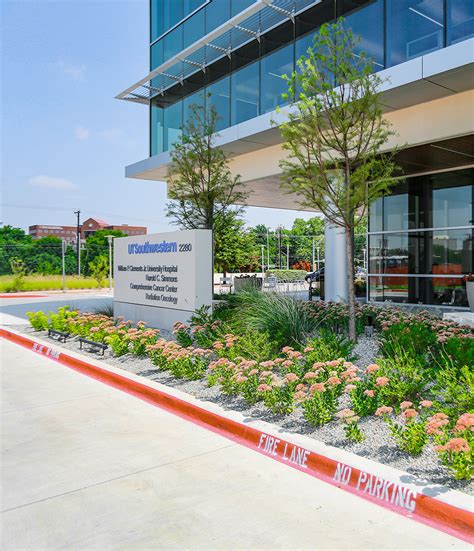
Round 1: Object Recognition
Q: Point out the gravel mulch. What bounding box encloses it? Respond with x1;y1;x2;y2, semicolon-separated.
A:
14;324;473;496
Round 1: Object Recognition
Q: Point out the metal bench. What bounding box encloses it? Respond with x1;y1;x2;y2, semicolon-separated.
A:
48;329;70;342
79;337;107;355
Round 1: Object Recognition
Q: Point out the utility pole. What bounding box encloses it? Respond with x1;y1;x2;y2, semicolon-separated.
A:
266;231;270;270
278;227;282;269
107;235;114;292
286;243;289;270
61;240;66;292
74;210;81;276
312;238;315;271
261;244;265;276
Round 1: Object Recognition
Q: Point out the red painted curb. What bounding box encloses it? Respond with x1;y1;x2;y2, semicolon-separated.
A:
2;327;473;543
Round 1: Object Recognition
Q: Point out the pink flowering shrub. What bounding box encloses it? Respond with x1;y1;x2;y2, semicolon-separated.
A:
336;409;364;443
172;321;193;347
129;328;160;356
349;363;383;417
429;412;474;480
148;339;210;380
380;400;432;456
301;379;342;426
257;375;298;415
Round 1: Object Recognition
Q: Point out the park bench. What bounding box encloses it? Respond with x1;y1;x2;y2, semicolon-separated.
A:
79;337;107;356
47;329;70;342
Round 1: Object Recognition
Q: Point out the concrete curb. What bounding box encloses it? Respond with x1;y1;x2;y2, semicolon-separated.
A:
1;327;473;543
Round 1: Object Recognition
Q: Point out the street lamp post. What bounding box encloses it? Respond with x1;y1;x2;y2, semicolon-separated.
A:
61;240;66;292
107;235;114;292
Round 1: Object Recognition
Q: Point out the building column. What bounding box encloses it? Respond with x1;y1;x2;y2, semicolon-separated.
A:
324;220;348;302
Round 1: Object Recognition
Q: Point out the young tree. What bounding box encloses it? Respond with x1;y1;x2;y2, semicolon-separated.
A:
213;211;259;275
83;229;126;276
166;100;248;231
88;255;109;288
279;20;400;340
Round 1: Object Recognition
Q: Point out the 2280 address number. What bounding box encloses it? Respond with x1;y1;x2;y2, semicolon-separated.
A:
179;243;192;252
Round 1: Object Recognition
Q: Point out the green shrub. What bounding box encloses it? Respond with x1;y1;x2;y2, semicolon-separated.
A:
265;269;307;282
432;364;474;419
231;291;318;347
385;415;428;456
375;349;428;406
304;329;355;363
49;306;73;332
302;387;339;426
105;333;130;356
432;336;474;372
380;320;436;365
27;310;49;331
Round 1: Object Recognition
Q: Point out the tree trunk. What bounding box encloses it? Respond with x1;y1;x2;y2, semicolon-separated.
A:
345;225;357;342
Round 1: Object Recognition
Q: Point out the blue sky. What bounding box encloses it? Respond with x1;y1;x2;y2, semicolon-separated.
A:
1;0;315;234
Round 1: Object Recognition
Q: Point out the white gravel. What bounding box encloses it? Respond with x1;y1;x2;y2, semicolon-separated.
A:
17;325;473;495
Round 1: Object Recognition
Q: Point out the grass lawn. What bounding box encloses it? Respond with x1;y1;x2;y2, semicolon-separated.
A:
0;275;105;292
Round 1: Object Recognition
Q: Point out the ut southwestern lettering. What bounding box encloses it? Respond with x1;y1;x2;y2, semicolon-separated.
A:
128;241;177;254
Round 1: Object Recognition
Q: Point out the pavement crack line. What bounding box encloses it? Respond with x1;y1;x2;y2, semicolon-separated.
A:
1;443;236;514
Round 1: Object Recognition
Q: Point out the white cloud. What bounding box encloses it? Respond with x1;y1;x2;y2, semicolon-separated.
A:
75;125;90;140
29;175;77;191
55;58;85;81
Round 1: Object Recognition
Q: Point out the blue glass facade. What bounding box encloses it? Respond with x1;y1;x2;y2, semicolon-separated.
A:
150;0;474;156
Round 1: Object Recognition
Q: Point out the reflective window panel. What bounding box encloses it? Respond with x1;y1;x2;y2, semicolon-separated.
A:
260;44;294;114
343;0;384;69
432;184;473;228
207;76;231;131
383;193;409;231
369;275;468;307
231;61;259;125
151;106;164;156
388;0;444;66
163;101;183;151
447;0;474;45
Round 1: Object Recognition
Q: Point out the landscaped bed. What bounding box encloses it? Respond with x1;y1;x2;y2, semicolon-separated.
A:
22;294;473;493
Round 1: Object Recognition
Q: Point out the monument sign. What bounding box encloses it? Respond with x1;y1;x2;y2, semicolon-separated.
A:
114;229;212;330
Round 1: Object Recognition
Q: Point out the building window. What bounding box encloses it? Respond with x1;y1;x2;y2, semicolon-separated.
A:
163;101;183;151
343;0;384;69
387;0;444;67
206;0;230;33
164;26;183;60
183;91;204;131
151;106;164;156
231;60;259;126
447;0;474;45
368;168;474;307
260;44;294;115
207;76;231;131
231;0;253;17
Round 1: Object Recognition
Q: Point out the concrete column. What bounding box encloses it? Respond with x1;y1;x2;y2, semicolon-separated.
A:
324;220;348;302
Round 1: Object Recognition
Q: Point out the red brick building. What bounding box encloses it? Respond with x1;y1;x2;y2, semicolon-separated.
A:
29;217;147;243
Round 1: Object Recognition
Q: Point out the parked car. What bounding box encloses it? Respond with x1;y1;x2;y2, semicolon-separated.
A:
305;266;366;283
305;268;324;283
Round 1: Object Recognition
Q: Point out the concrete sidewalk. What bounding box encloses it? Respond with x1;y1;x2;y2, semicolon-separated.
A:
0;339;469;550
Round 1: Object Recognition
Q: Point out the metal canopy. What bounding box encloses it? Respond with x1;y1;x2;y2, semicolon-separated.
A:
116;0;320;105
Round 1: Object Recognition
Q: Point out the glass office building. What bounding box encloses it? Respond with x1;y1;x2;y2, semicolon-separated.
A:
119;0;474;308
148;0;473;156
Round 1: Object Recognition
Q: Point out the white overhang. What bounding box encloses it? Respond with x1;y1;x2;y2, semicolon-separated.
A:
116;0;321;104
125;38;474;185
